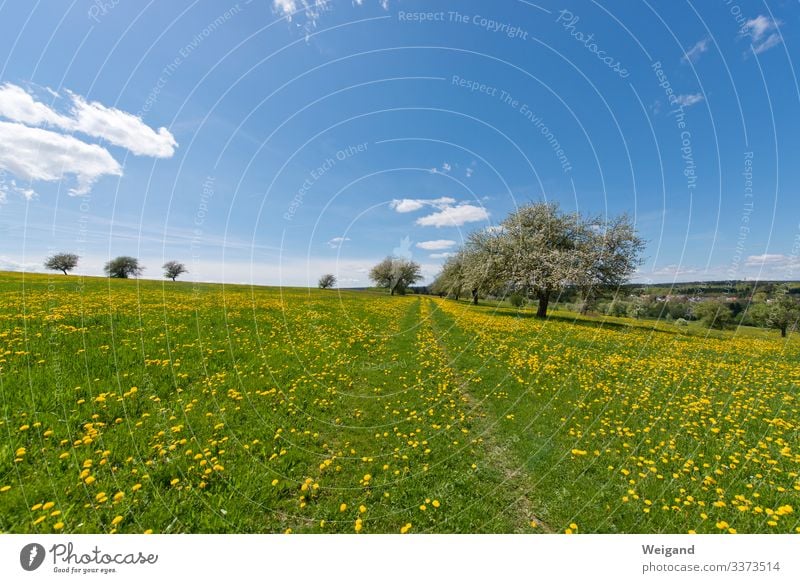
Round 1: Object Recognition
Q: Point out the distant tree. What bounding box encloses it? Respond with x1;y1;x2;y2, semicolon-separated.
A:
605;300;628;317
162;261;188;282
104;256;143;279
369;256;422;295
627;296;648;319
693;299;733;330
44;252;79;275
318;273;336;289
754;285;800;337
431;252;467;300
461;228;507;305
508;292;526;308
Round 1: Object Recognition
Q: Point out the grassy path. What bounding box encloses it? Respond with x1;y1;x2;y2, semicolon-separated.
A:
422;298;550;532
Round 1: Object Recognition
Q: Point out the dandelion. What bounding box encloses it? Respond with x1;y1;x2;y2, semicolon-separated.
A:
400;523;412;534
111;515;123;526
53;522;64;530
339;503;347;512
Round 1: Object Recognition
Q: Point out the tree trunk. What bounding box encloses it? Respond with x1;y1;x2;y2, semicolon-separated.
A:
781;325;787;338
471;288;479;305
536;291;550;318
62;269;68;275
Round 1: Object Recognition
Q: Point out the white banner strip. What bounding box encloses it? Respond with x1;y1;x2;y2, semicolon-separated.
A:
1;534;797;582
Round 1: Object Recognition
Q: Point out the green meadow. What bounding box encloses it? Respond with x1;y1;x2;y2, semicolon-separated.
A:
1;272;798;534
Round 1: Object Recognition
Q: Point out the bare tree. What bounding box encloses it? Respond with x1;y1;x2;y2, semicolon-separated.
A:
163;261;188;281
318;273;336;289
44;253;79;275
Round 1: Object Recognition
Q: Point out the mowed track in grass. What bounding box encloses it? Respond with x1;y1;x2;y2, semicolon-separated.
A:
0;272;534;534
0;272;798;533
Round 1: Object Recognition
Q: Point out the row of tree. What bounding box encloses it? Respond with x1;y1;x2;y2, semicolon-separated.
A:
43;253;188;281
430;202;644;318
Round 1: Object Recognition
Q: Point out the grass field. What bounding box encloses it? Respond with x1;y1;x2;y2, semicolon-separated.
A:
1;271;798;534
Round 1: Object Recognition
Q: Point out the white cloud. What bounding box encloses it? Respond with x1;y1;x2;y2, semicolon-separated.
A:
753;33;782;55
741;15;782;54
416;204;489;228
68;93;176;157
0;177;37;202
0;121;122;195
429;252;455;259
0;83;177;158
745;253;799;267
326;236;350;248
0;255;40;271
416;239;456;251
683;37;710;63
0;83;70;126
273;0;298;14
0;83;177;196
389;196;455;213
674;93;704;108
465;167;474;178
743;15;773;41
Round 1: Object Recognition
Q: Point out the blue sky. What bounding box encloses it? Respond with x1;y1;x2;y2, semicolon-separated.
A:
0;0;799;285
